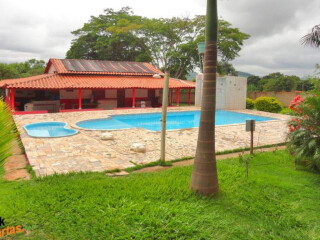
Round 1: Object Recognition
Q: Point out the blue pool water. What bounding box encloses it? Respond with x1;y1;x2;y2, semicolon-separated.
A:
24;122;78;138
76;110;276;131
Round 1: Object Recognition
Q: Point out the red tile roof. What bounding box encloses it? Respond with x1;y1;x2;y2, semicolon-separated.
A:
45;59;164;76
0;74;195;90
0;59;195;90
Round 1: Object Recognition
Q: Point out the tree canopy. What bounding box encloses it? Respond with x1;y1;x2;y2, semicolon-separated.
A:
66;7;151;63
0;59;46;80
247;71;320;93
66;7;250;79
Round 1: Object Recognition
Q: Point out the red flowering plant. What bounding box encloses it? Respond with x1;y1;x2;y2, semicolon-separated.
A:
288;95;304;133
289;95;304;114
287;92;320;172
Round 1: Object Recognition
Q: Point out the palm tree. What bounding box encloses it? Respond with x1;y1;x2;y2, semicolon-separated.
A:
301;24;320;47
190;0;219;196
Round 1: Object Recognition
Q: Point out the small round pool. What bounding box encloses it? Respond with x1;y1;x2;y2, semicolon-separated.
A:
24;122;78;138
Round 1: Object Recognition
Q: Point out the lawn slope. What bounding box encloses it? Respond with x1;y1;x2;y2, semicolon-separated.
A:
0;150;319;239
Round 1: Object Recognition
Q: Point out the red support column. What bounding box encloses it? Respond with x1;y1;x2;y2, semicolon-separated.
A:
170;89;173;106
176;88;180;106
188;89;191;106
132;88;136;108
78;88;82;109
11;88;15;111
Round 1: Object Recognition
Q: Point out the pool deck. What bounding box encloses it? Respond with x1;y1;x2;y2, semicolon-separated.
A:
13;107;292;177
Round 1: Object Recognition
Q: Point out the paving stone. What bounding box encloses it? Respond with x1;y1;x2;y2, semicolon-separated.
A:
4;169;31;181
4;155;27;172
106;171;129;177
114;171;129;176
10;139;23;155
90;161;101;167
14;107;291;177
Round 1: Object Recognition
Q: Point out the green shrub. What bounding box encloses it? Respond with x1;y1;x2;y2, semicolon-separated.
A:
254;97;283;113
0;97;17;165
280;107;294;115
246;98;254;109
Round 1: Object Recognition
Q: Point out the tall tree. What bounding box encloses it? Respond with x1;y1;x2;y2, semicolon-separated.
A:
247;75;261;86
0;59;45;80
144;17;249;79
217;61;237;76
247;73;300;92
66;7;249;79
190;0;219;196
262;75;298;92
296;79;316;91
142;16;202;79
66;7;151;62
0;63;18;80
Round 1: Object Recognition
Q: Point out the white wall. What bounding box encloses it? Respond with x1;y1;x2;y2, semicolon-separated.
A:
224;77;247;110
195;73;203;107
216;78;226;109
47;65;56;73
195;74;247;110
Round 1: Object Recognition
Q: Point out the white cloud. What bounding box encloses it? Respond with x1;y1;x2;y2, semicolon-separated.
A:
219;0;320;76
0;0;319;77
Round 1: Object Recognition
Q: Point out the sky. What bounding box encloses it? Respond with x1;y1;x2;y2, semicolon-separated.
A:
0;0;319;77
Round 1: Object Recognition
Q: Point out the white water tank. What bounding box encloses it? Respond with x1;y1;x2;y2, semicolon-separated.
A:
195;73;247;110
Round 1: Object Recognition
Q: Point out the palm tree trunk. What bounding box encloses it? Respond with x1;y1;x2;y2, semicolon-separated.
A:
190;0;219;196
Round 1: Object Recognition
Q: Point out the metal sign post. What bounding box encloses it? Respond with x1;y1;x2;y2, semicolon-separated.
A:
246;120;256;154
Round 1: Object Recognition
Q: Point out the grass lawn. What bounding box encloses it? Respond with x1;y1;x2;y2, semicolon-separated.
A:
1;150;319;239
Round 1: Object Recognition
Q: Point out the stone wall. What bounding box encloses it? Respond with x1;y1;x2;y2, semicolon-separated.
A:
248;91;310;107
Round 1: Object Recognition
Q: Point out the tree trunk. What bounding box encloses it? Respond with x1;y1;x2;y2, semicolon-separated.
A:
190;0;219;196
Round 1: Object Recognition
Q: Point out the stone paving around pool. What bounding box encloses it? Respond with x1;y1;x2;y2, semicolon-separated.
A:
13;107;292;177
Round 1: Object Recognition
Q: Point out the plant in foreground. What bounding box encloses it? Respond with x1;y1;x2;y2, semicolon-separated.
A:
0;97;18;165
280;107;294;115
238;152;253;179
287;93;320;172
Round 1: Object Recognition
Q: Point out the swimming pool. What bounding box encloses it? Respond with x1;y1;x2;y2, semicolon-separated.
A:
24;122;78;138
76;110;276;131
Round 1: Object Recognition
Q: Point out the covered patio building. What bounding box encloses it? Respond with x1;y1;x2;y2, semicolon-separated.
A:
0;59;195;113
